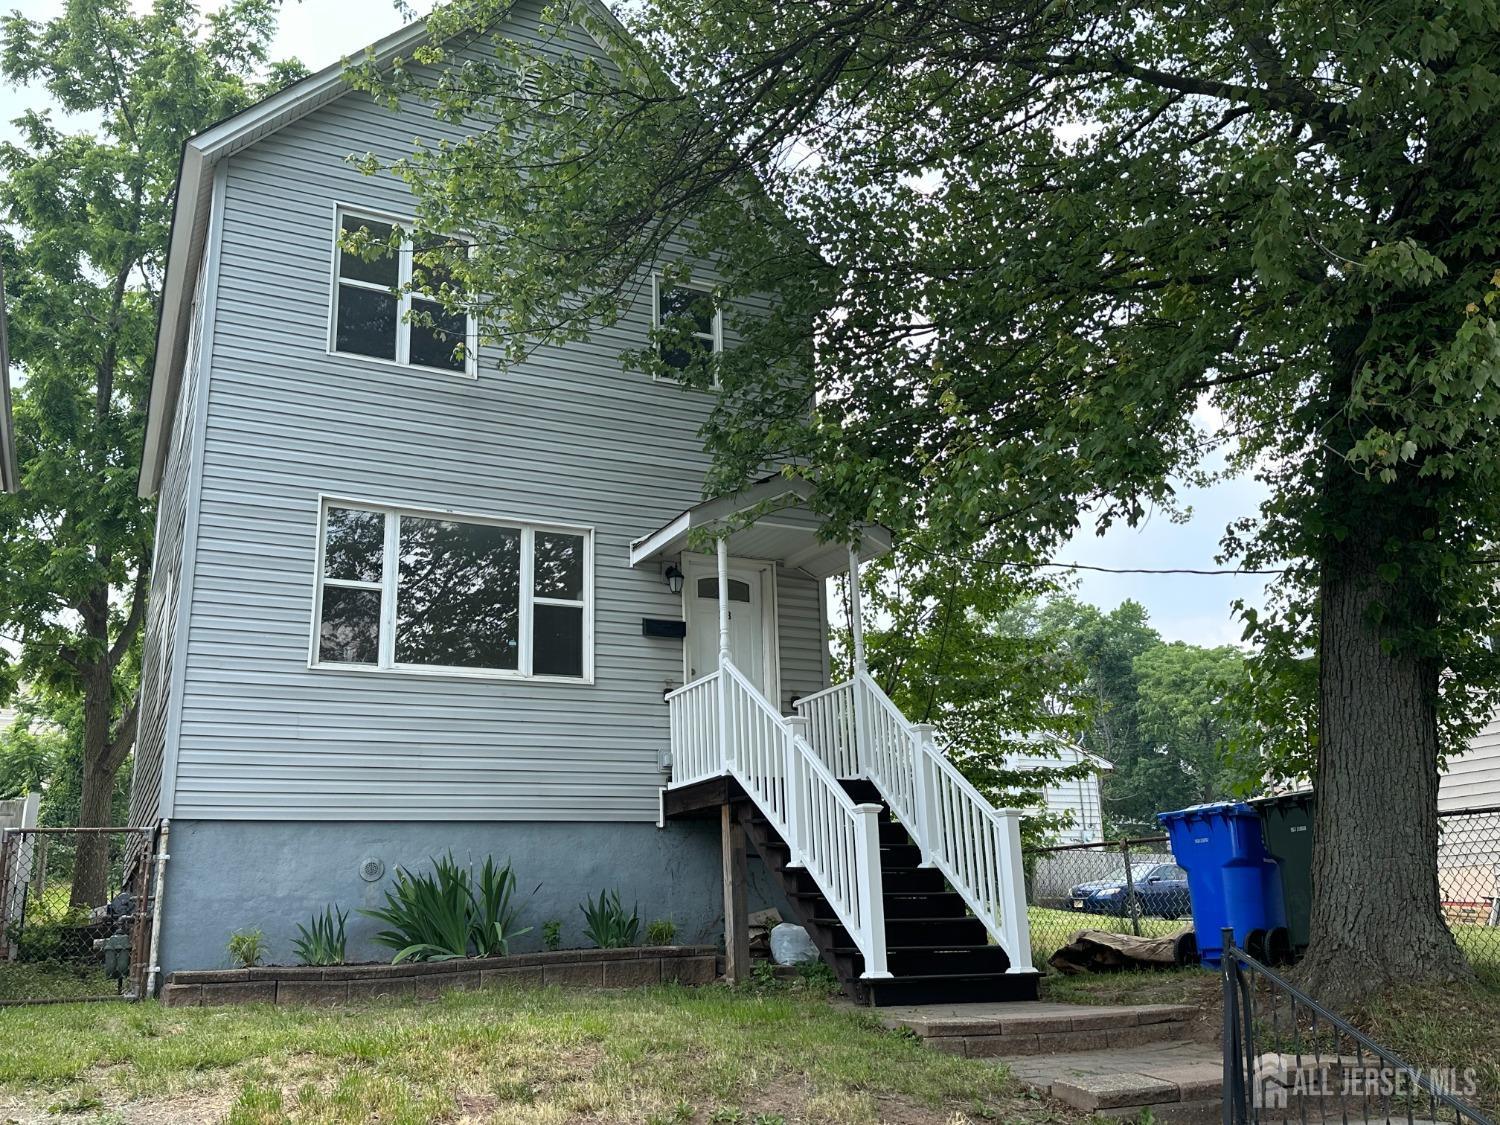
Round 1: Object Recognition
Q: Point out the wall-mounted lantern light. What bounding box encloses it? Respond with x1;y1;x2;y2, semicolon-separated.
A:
664;564;685;594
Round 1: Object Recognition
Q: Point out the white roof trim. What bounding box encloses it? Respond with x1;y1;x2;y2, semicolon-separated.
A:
138;19;431;497
139;2;641;497
0;264;16;493
628;476;893;574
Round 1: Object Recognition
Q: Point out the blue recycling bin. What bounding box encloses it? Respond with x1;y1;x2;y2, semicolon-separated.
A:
1157;802;1288;968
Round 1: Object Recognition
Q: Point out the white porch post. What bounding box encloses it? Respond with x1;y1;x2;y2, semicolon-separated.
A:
716;536;732;772
717;537;732;661
783;715;810;868
847;546;866;673
995;808;1036;973
847;545;870;778
852;802;891;978
911;723;939;868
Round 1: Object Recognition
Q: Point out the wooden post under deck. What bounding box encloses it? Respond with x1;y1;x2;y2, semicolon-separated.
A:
721;803;750;984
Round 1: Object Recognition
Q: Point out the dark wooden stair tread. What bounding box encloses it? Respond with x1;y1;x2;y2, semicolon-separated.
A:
734;786;1039;1007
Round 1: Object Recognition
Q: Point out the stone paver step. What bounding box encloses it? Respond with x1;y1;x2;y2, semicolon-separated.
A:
1005;1040;1223;1121
875;999;1196;1057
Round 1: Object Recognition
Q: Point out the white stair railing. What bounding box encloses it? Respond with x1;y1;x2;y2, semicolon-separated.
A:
790;680;859;777
794;672;1036;974
666;660;890;979
666;672;722;788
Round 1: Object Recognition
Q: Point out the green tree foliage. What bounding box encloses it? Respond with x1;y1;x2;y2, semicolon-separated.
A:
0;0;303;904
848;546;1095;847
1132;643;1252;813
355;0;1500;998
1034;597;1254;835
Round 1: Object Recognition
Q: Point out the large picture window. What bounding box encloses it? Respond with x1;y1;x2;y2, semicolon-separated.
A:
312;501;590;680
331;209;474;375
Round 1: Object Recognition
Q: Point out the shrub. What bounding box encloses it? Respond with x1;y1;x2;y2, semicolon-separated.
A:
470;856;531;957
542;919;563;951
359;853;532;964
580;889;639;949
226;928;268;969
645;918;677;946
291;905;347;966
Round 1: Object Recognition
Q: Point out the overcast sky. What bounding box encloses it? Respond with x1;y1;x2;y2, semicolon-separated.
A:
0;0;1276;647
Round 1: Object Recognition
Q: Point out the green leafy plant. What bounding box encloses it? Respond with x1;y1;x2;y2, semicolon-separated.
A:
645;918;677;946
580;889;639;949
360;854;478;963
359;853;533;963
226;929;268;969
470;856;531;956
291;905;347;967
542;919;562;951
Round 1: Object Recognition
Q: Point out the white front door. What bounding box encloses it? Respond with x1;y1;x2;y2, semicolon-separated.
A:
684;555;774;699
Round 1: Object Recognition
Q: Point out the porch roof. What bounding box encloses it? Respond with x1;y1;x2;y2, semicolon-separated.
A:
628;477;892;580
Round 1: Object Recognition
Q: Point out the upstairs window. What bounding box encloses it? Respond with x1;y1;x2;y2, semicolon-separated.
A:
332;209;473;375
653;276;721;372
313;501;591;680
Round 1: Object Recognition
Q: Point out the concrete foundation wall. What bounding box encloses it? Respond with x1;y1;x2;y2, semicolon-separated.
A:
159;818;785;974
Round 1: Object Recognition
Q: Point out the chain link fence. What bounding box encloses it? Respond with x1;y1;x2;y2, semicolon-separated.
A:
1024;835;1192;969
1438;805;1500;979
1024;806;1500;977
0;827;156;1004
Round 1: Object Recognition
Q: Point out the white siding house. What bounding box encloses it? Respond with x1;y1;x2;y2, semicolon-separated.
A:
1444;715;1500;812
1006;743;1110;844
130;2;843;973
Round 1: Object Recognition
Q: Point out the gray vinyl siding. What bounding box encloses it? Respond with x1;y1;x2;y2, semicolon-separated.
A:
129;243;211;832
1445;715;1500;812
167;10;827;822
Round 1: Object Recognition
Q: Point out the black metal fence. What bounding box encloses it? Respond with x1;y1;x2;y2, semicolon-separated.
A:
1222;928;1493;1125
1024;835;1193;967
0;827;156;1004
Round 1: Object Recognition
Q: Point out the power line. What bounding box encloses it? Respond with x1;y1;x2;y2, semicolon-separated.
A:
1014;561;1286;576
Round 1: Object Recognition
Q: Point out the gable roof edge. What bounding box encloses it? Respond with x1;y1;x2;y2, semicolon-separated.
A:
138;19;431;497
138;1;642;497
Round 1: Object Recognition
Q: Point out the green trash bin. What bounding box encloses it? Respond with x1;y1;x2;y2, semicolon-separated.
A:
1249;791;1315;958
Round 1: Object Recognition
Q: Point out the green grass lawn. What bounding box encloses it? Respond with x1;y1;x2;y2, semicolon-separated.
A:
1027;905;1187;968
0;982;1066;1125
0;962;116;1004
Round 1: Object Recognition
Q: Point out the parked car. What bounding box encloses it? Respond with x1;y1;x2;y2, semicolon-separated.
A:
1068;863;1190;919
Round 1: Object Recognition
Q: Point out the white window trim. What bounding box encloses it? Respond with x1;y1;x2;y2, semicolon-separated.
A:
651;273;722;384
308;495;595;684
327;203;479;379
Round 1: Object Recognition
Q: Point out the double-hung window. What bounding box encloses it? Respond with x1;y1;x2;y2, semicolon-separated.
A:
313;501;591;680
331;209;473;375
653;276;722;372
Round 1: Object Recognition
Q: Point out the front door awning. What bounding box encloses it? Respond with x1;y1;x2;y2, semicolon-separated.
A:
628;477;892;580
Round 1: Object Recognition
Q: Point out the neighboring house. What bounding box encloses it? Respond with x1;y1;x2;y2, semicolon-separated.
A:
1006;743;1111;845
1444;715;1500;812
1438;718;1500;925
1;262;17;494
132;2;1041;1004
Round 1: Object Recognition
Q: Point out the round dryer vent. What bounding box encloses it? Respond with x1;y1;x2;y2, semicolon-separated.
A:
358;856;385;883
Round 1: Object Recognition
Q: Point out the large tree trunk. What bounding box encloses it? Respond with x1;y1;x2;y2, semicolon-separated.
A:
69;666;116;909
1297;493;1471;1007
